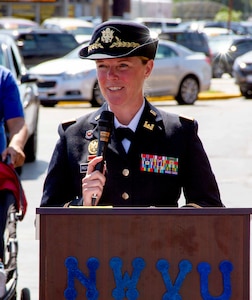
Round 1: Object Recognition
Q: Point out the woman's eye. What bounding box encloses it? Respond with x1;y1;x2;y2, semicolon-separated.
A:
119;64;129;69
97;64;106;69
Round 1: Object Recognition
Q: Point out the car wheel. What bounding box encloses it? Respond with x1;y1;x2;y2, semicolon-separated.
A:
40;100;58;107
20;288;31;300
212;60;226;78
175;76;199;105
91;81;106;107
24;126;37;162
240;87;252;99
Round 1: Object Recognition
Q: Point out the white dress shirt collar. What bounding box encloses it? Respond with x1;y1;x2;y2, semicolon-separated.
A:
112;100;145;131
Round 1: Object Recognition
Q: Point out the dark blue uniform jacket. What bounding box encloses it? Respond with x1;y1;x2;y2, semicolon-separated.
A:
41;101;223;207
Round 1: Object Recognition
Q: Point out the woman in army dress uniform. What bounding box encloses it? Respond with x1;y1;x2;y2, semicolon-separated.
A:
41;20;224;208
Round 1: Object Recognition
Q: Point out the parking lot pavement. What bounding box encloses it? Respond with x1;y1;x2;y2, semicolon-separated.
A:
199;76;241;100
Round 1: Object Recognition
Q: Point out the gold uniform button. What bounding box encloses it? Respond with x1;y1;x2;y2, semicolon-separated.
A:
122;169;130;177
122;192;129;200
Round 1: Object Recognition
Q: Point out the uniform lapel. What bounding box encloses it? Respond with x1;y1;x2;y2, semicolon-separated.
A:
131;101;165;150
91;100;165;156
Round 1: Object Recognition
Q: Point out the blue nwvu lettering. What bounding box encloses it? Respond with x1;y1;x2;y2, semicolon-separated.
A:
64;256;99;300
197;260;233;300
156;259;192;300
64;256;233;300
110;257;146;300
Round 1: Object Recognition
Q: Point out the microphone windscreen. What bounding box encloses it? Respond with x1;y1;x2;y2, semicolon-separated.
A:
95;111;114;172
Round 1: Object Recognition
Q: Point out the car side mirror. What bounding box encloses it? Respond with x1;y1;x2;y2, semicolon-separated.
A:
21;73;38;84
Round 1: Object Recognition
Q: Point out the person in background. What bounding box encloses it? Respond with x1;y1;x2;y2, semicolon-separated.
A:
41;20;224;208
0;66;28;297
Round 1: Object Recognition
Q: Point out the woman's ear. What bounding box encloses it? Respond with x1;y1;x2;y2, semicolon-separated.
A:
145;59;154;78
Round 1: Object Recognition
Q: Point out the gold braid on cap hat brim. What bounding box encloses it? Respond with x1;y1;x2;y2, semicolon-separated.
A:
88;36;140;53
88;38;103;52
110;36;140;49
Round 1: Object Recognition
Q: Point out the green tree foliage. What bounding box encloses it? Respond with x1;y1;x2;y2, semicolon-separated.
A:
214;7;242;22
173;0;251;20
173;1;224;20
215;0;252;15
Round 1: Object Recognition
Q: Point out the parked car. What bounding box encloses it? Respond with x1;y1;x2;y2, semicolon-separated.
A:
203;21;252;36
177;20;251;36
158;29;212;60
29;43;101;107
233;51;252;98
208;36;252;78
30;39;211;106
239;21;252;36
0;33;40;162
207;34;242;78
41;17;95;43
1;28;79;68
135;17;181;38
0;17;39;30
202;27;234;37
78;16;102;27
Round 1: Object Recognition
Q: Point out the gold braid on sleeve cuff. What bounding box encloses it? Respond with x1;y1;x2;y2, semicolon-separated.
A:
182;203;202;208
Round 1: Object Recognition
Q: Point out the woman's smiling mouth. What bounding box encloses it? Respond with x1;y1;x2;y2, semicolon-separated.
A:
108;87;123;91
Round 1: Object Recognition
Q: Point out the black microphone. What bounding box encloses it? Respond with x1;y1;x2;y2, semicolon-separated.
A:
92;111;114;206
95;110;114;172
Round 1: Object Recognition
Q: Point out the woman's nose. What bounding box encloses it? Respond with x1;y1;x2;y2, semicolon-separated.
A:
107;66;118;79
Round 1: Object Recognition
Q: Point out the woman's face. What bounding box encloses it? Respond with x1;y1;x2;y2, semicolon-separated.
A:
96;56;153;108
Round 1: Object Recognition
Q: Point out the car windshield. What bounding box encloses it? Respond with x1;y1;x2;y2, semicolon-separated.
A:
208;35;239;54
18;33;78;52
63;26;94;36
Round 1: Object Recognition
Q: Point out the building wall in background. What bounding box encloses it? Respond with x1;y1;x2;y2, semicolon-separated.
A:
131;0;173;19
0;0;174;23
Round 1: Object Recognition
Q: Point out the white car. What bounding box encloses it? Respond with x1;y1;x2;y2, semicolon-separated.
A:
0;33;40;162
135;17;182;38
30;40;211;107
0;17;39;30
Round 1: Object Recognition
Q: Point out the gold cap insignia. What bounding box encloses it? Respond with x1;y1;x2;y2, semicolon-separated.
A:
101;28;114;43
88;27;140;54
88;139;98;155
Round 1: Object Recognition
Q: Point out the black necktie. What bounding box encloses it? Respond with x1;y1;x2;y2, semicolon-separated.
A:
115;127;135;142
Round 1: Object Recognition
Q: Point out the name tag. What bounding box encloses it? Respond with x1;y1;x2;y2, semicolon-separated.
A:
80;163;88;174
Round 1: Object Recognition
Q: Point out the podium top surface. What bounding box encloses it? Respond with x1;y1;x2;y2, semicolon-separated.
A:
36;207;252;216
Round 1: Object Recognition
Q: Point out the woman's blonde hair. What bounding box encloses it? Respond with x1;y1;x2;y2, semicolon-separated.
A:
139;56;150;65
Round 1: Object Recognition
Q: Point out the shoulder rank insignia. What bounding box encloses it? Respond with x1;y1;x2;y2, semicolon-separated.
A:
150;109;157;117
179;114;194;121
61;119;76;131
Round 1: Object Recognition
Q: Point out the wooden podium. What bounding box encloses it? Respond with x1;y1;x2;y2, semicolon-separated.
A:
36;207;252;299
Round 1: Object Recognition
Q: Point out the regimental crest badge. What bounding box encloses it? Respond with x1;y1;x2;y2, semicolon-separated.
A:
101;28;114;43
88;139;98;155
